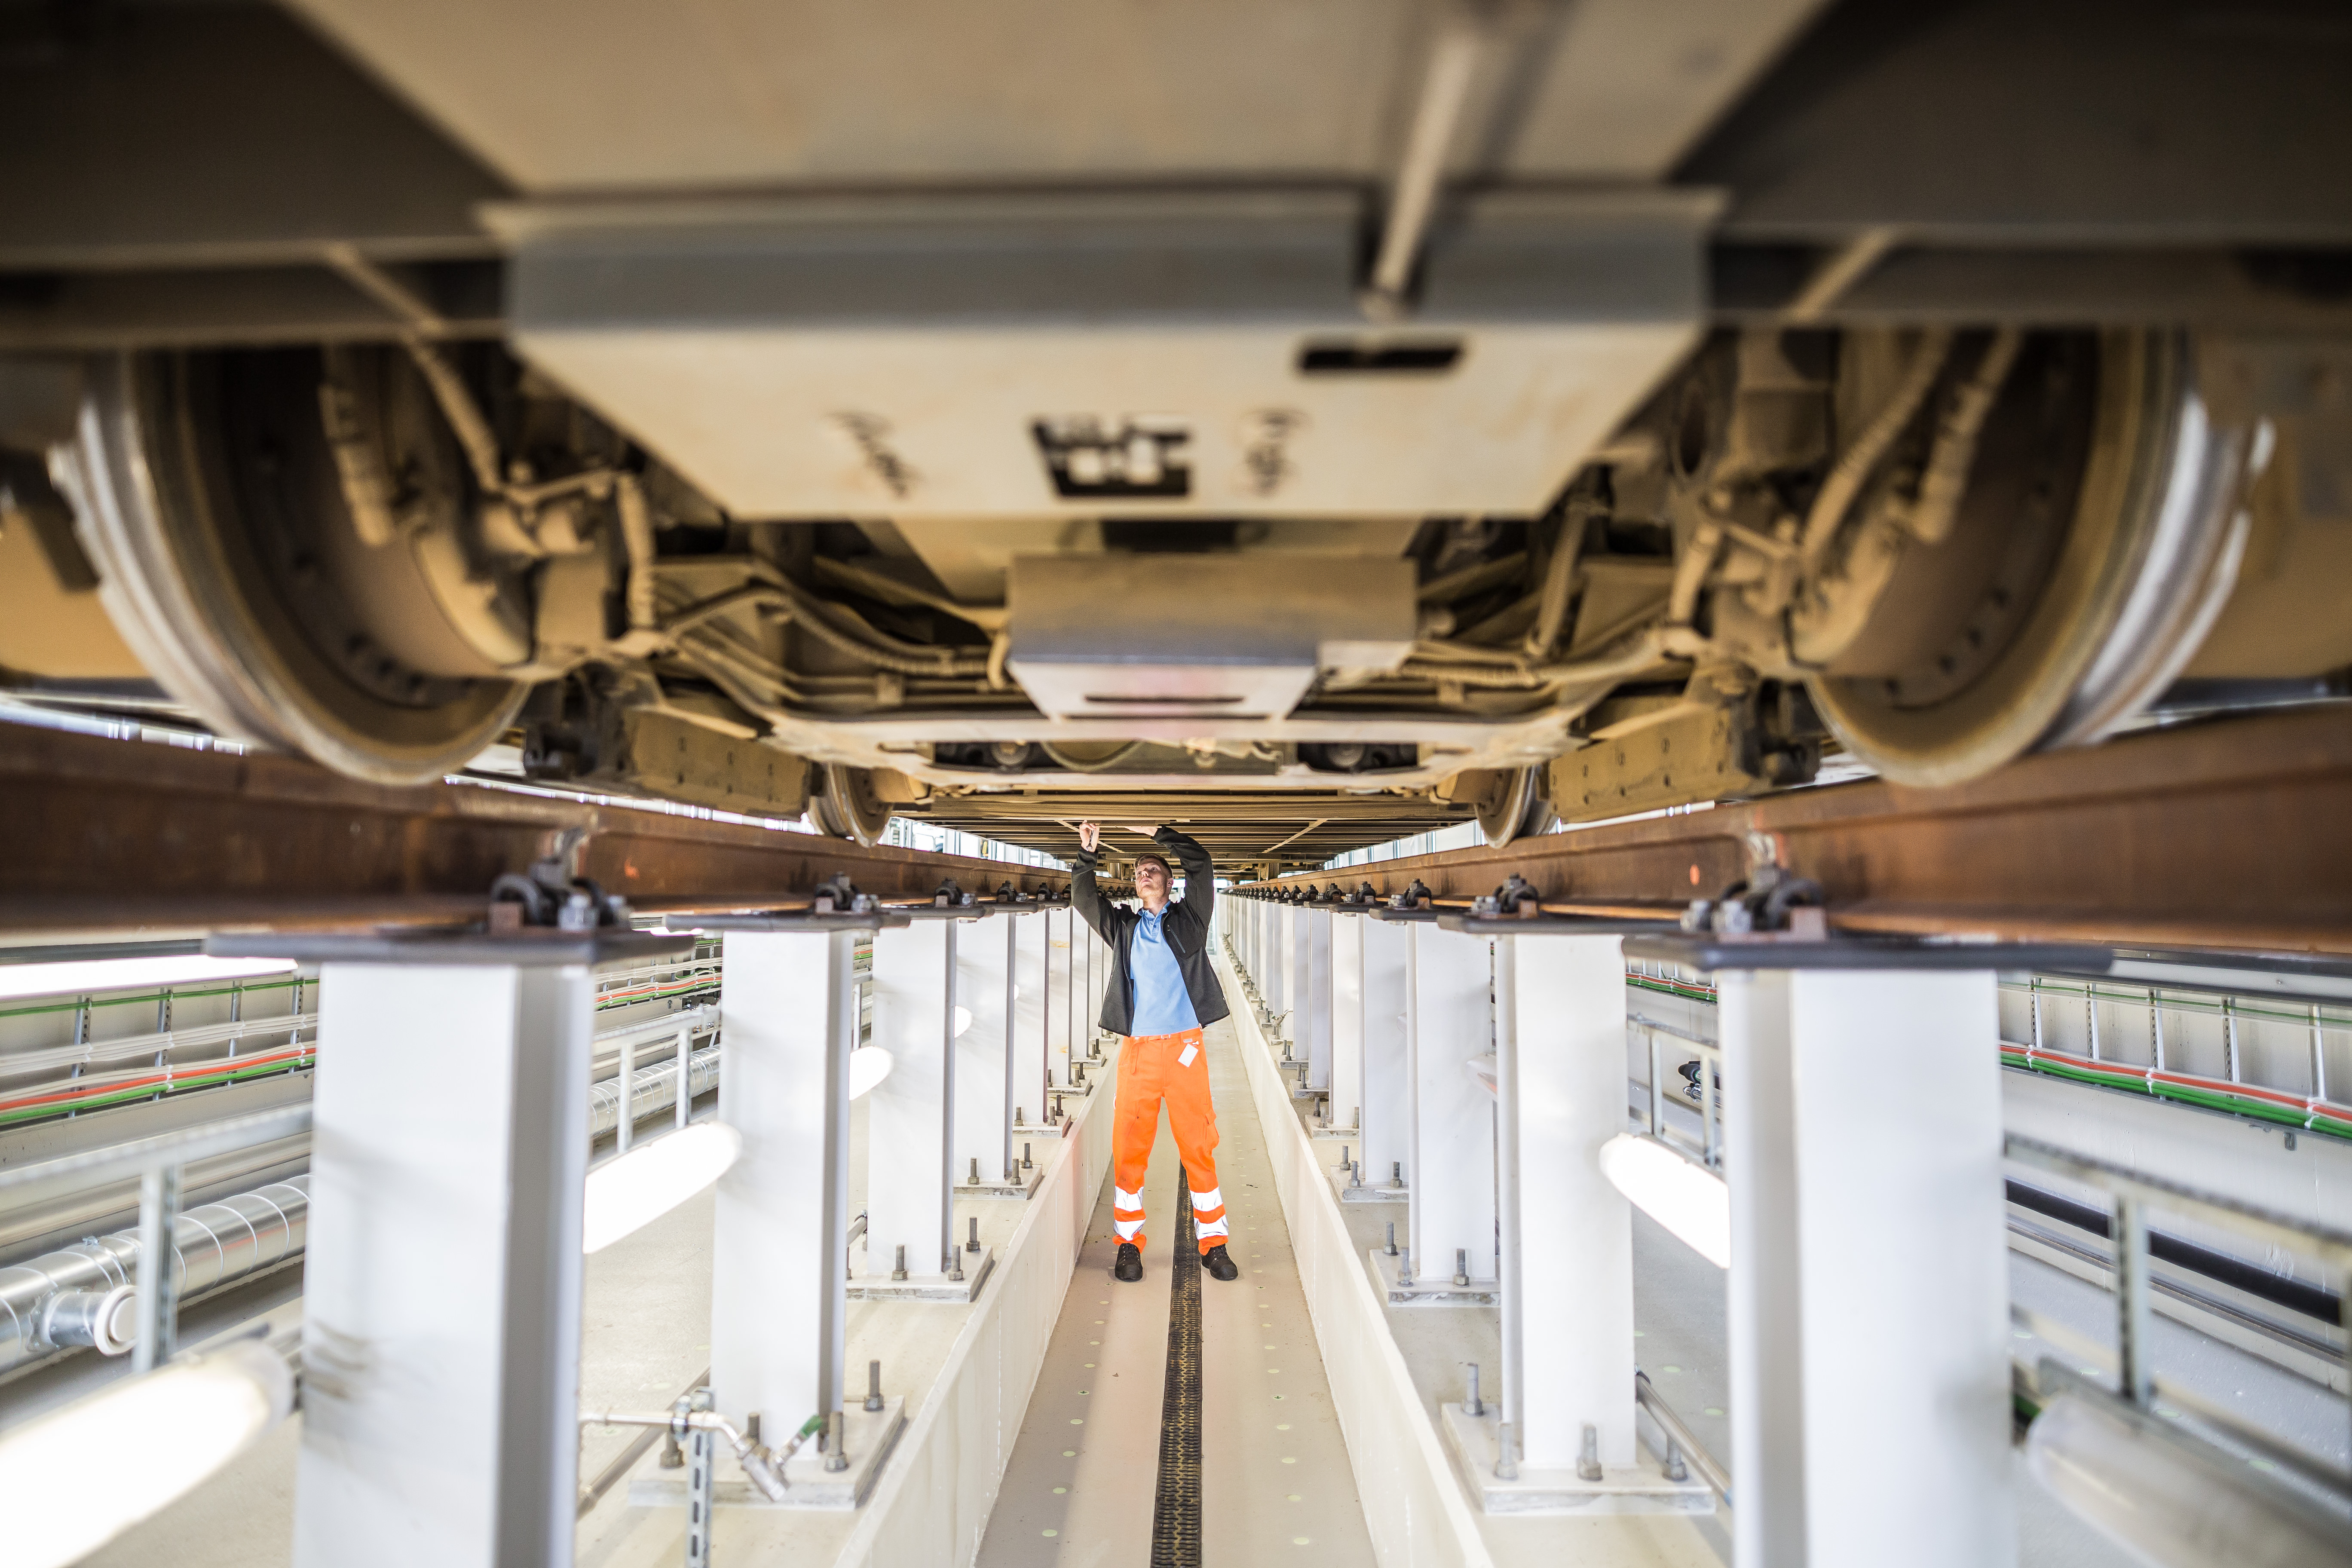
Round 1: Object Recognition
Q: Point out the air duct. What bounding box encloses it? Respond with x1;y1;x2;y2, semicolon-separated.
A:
0;1179;307;1374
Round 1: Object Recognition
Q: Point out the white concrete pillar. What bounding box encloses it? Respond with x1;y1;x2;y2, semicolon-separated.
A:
1407;922;1496;1283
294;953;601;1568
1009;911;1047;1129
1722;968;2013;1568
869;920;957;1278
1506;934;1634;1468
954;915;1013;1185
1358;916;1412;1186
1268;905;1291;1034
1328;913;1365;1131
710;927;859;1439
1046;908;1072;1087
1301;907;1333;1090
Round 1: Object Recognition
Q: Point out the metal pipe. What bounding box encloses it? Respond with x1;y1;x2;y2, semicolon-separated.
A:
588;1039;721;1139
131;1164;180;1372
1491;935;1524;1475
2115;1195;2153;1406
579;1402;791;1503
1363;21;1486;316
577;1366;710;1518
818;929;857;1421
1635;1371;1730;1503
0;1177;308;1374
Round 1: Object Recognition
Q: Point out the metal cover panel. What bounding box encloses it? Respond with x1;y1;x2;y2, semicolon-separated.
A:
1004;553;1412;719
498;191;1712;518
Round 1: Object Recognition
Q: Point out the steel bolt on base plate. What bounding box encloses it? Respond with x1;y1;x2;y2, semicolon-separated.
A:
631;1397;909;1511
968;1161;1048;1199
1368;1246;1495;1306
1438;1404;1713;1515
1315;1146;1404;1205
846;1244;998;1302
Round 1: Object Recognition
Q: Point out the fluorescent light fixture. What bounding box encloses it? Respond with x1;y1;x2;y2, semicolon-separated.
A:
2026;1390;2352;1567
583;1121;743;1253
0;1337;294;1568
848;1046;893;1099
1599;1133;1730;1268
0;956;297;1003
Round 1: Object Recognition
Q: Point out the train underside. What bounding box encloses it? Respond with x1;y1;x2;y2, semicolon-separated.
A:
4;0;2350;873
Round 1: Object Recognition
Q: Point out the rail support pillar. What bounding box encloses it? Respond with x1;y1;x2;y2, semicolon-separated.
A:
1325;911;1366;1133
1298;906;1333;1091
704;920;872;1447
869;919;962;1285
1378;921;1494;1302
1718;964;2014;1568
956;913;1027;1194
1046;908;1074;1090
1008;909;1049;1139
231;928;685;1568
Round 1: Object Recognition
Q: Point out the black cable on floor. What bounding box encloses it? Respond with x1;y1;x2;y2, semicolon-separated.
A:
1150;1164;1204;1568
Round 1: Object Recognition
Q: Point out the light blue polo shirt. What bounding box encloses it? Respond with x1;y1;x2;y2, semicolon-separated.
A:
1129;906;1200;1037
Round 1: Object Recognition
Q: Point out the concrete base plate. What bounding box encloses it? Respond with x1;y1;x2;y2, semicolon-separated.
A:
1439;1404;1713;1514
1367;1246;1497;1306
631;1397;909;1511
846;1243;997;1302
960;1165;1045;1200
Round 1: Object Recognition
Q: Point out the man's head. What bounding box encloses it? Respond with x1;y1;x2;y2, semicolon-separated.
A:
1133;852;1174;909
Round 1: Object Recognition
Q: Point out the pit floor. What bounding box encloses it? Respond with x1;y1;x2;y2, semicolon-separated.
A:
977;1007;1375;1565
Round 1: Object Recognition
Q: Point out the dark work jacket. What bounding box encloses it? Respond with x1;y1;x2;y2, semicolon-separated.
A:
1069;827;1231;1035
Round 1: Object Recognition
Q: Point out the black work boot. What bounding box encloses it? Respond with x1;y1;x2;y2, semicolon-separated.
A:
1203;1243;1239;1281
1114;1242;1143;1282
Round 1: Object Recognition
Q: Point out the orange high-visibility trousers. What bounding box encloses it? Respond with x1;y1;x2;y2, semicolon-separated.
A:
1110;1027;1227;1254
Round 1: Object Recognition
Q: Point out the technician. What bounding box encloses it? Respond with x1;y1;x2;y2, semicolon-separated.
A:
1070;819;1239;1284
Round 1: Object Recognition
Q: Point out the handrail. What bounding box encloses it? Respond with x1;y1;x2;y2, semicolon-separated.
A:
0;1104;312;1193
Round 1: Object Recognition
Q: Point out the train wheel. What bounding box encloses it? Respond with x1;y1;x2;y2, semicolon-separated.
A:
60;349;530;784
1803;331;2250;788
809;763;894;846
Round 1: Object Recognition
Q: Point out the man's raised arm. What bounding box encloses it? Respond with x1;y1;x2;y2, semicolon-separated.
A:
1068;825;1110;940
1155;825;1216;924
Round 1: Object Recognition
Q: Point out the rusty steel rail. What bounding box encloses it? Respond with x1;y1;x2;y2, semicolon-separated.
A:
0;720;1069;936
1246;707;2352;957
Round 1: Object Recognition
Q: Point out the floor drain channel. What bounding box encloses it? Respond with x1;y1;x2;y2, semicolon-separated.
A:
1150;1164;1204;1567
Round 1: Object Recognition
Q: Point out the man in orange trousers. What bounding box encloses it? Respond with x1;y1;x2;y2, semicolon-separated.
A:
1071;819;1239;1283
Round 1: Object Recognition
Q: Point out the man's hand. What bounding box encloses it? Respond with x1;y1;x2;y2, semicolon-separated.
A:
1078;820;1101;853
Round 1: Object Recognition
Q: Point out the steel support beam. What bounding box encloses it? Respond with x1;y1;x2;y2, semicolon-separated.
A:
0;720;1067;934
1243;709;2352;956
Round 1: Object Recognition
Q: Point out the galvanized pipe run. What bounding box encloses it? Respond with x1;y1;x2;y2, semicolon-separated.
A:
0;1177;308;1372
587;1039;721;1139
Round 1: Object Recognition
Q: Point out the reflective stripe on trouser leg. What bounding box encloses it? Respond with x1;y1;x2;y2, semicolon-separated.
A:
1111;1026;1224;1253
1111;1045;1162;1252
1156;1028;1224;1254
1113;1184;1146;1246
1191;1179;1229;1243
